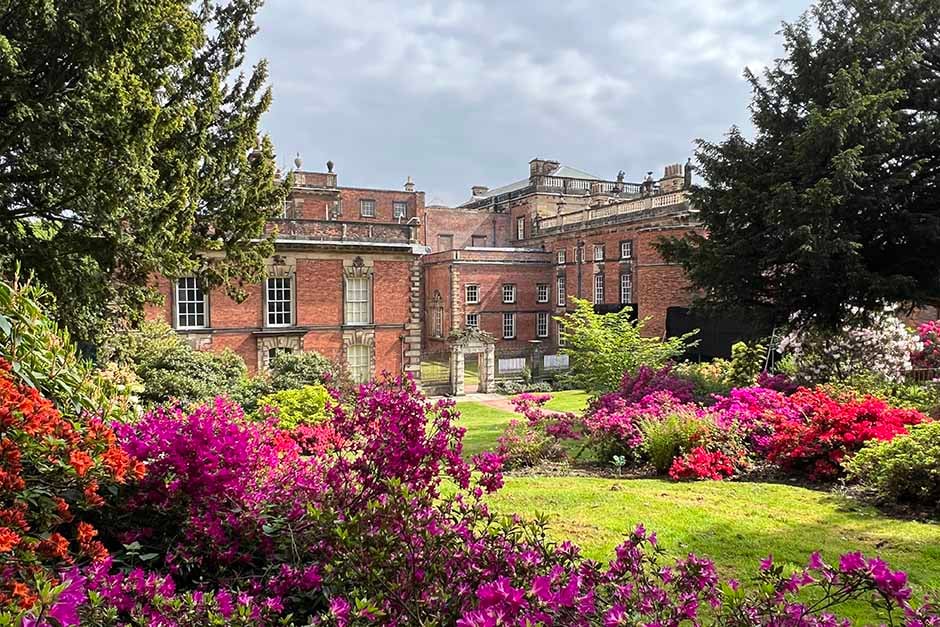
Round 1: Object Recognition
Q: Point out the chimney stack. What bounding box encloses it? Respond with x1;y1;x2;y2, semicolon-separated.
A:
404;176;415;193
659;163;686;193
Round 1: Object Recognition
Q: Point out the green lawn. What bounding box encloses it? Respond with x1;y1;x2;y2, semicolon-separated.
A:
543;389;591;413
455;401;515;457
454;398;940;623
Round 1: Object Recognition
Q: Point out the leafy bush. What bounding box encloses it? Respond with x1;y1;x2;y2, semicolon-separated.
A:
764;388;927;480
844;421;940;510
495;379;552;395
639;411;704;473
0;277;138;421
728;340;765;387
257;384;332;429
584;391;705;464
779;307;922;383
557;298;697;393
496;419;567;468
711;386;798;454
105;321;246;406
268;350;343;391
673;360;734;403
0;359;143;610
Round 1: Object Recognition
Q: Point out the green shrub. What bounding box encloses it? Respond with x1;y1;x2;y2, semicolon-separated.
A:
228;374;274;415
674;360;733;403
496;419;567;469
729;341;765;387
269;351;342;391
0;276;139;420
556;298;697;393
257;384;332;429
844;421;940;509
640;411;705;474
105;321;246;406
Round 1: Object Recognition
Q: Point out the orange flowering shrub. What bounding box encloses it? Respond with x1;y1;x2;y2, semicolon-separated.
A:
0;358;144;610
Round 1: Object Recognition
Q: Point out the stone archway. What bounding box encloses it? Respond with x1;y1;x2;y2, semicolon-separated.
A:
448;328;496;396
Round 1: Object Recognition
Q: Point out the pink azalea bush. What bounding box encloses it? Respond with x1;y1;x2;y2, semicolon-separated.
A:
913;320;940;371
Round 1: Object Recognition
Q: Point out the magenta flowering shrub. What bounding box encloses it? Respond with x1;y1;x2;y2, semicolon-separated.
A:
496;393;581;468
584;390;706;463
111;397;318;579
710;387;799;454
617;365;697;404
913;320;940;370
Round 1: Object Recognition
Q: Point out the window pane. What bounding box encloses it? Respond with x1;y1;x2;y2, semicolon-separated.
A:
348;344;370;383
345;276;371;325
176;277;207;329
266;277;293;326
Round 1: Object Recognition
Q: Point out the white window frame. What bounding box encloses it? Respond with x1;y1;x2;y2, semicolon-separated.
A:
360;199;376;217
348;344;370;384
465;284;480;304
593;244;605;261
556;275;566;306
620;272;633;304
502;312;516;339
593;274;605;305
465;312;479;329
502;284;516;304
265;276;293;328
393;201;407;219
536;312;549;338
620;240;634;259
175;277;207;330
344;276;372;326
536;283;549;303
516;216;525;240
557;250;566;265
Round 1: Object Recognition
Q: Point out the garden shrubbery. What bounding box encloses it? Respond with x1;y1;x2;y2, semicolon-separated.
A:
257;384;332;428
2;283;940;624
844;421;940;511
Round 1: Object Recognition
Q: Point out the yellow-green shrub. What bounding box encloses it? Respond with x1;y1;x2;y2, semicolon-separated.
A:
257;384;331;429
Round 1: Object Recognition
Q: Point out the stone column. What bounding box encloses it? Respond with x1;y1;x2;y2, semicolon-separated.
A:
479;344;496;393
403;258;423;383
450;345;465;396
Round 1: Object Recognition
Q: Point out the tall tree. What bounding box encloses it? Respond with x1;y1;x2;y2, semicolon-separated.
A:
657;0;940;329
0;0;288;342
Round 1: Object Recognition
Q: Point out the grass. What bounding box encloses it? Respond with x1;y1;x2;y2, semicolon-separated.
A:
486;477;940;622
543;389;591;413
453;399;940;623
456;401;514;457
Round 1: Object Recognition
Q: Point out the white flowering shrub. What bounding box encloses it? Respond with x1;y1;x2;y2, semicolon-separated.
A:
779;307;922;383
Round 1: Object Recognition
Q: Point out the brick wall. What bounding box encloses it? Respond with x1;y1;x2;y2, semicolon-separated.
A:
529;222;700;338
338;188;425;228
147;250;419;376
424;206;511;251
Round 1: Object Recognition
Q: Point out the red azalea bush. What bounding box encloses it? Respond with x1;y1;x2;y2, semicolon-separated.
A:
0;359;143;610
764;387;927;480
669;447;737;481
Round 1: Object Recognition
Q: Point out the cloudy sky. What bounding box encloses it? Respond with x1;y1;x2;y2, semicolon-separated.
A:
245;0;807;206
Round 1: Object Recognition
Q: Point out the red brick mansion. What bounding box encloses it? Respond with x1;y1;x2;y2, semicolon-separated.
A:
146;157;700;392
